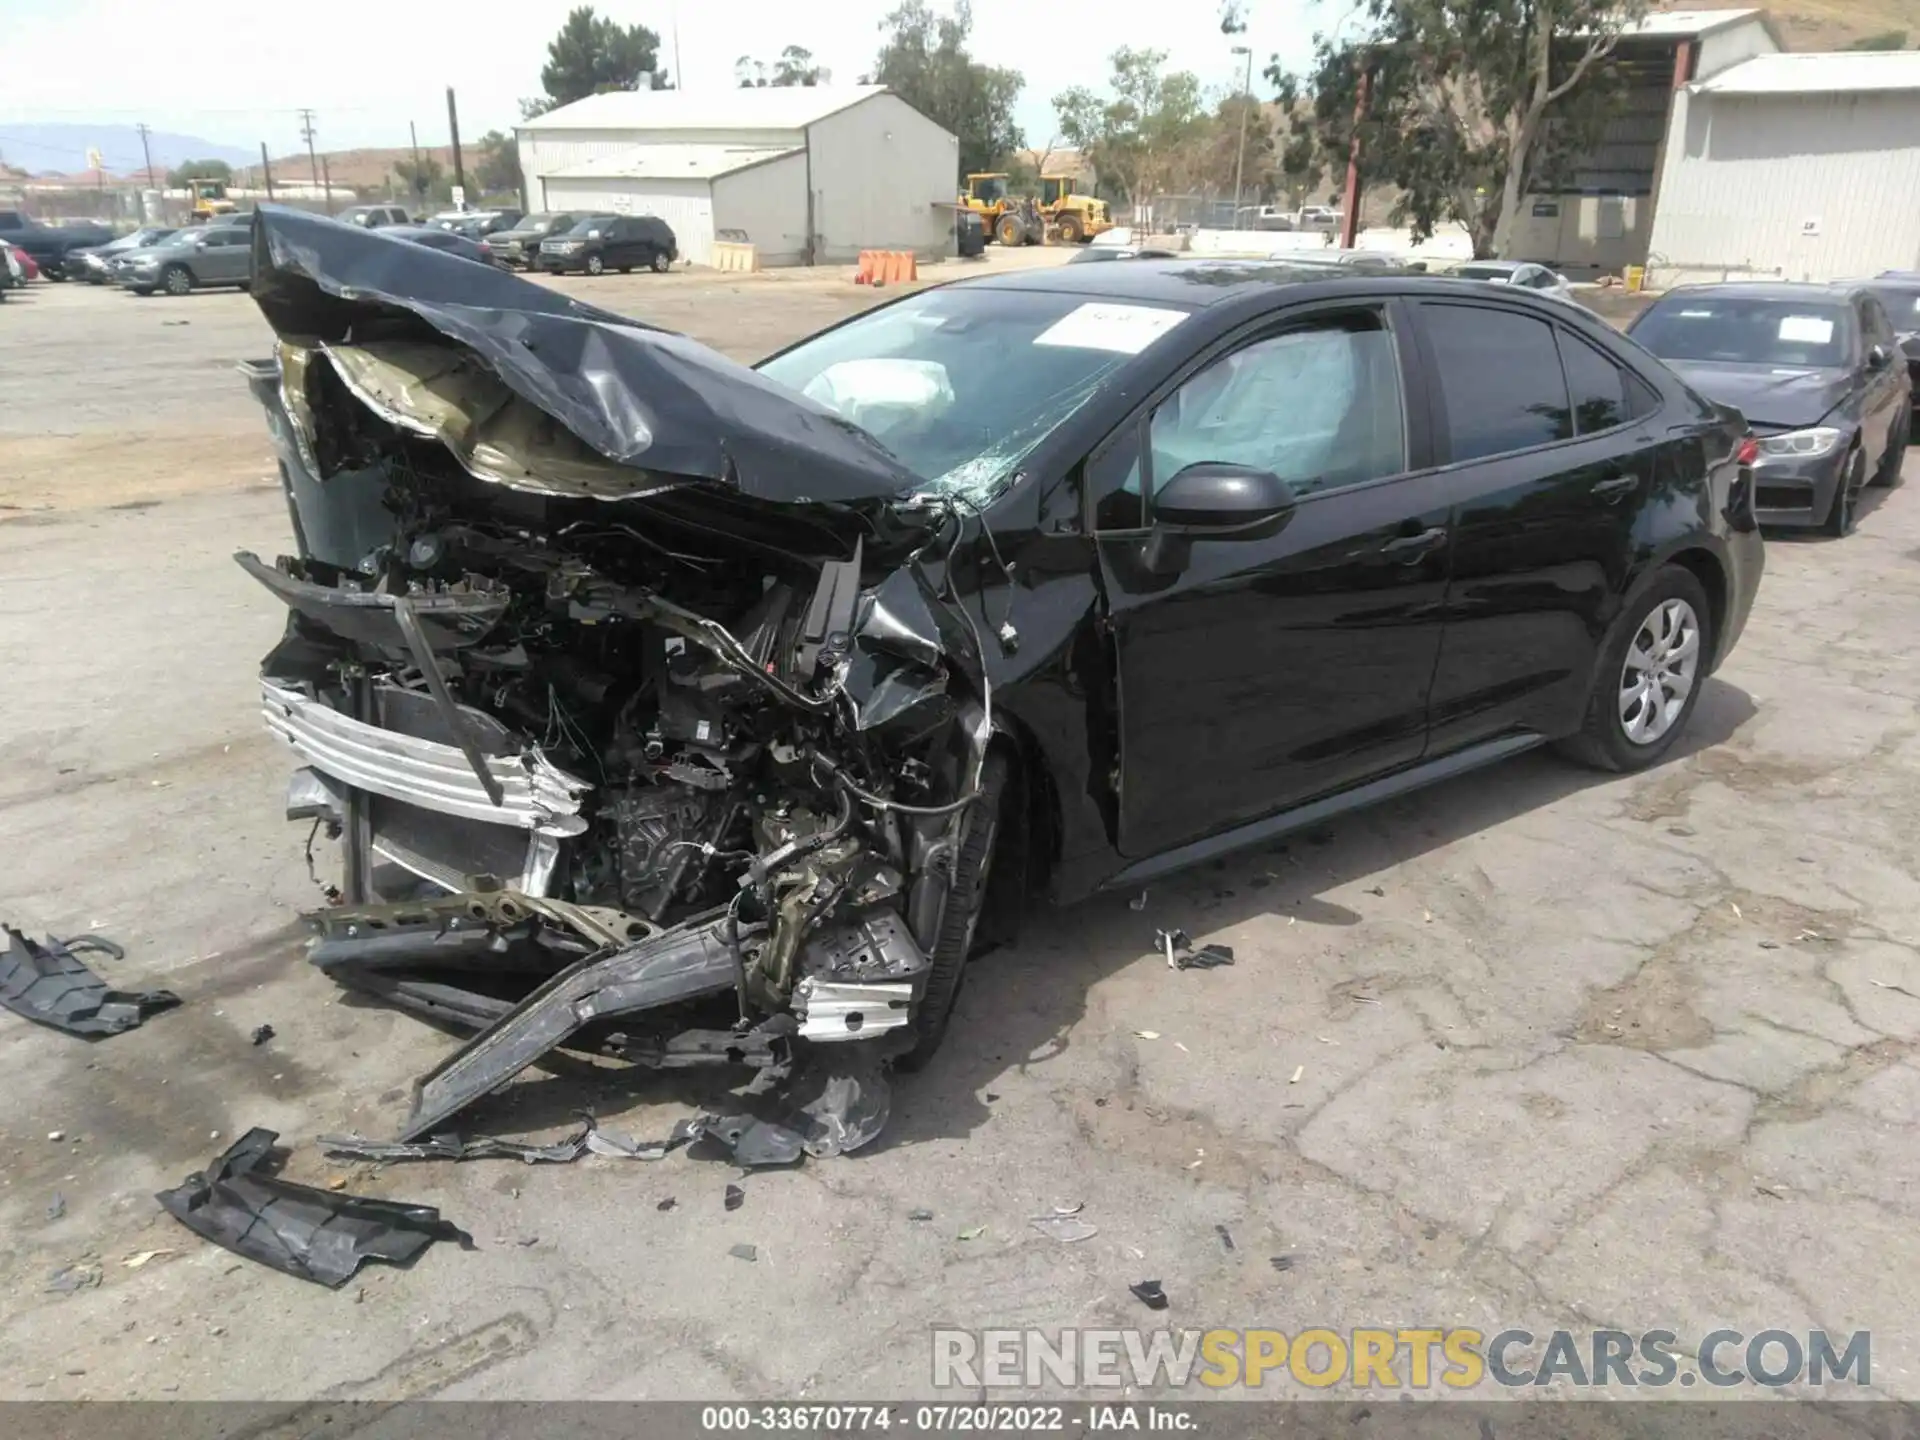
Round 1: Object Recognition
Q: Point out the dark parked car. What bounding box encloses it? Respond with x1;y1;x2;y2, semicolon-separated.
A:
68;226;177;284
1862;273;1920;422
113;222;254;295
536;213;677;275
381;224;492;264
482;212;578;269
232;209;1761;1148
0;209;115;279
1628;283;1911;535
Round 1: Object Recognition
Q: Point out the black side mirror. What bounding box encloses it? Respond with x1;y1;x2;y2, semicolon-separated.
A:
1143;462;1296;574
1868;344;1892;371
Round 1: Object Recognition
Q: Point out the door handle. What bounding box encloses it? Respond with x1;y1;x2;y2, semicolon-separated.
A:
1591;474;1638;501
1378;526;1448;561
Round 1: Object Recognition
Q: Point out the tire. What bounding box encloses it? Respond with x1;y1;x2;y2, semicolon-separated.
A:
897;749;1010;1070
1056;213;1084;244
584;253;604;276
650;250;672;274
996;215;1025;246
1556;566;1714;774
160;264;193;297
1872;411;1908;488
1823;446;1865;536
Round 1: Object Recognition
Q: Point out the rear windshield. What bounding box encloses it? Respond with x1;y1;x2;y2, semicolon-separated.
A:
1457;265;1513;282
1633;296;1853;368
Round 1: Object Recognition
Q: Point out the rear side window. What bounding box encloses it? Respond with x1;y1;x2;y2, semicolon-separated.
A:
1422;304;1569;461
1556;330;1630;435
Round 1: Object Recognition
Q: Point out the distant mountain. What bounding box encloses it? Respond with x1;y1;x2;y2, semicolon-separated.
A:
0;124;254;178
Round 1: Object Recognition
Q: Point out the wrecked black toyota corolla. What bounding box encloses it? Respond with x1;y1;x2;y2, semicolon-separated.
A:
238;207;1761;1146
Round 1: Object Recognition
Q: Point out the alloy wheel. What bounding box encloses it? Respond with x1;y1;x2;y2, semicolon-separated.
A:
1618;598;1700;746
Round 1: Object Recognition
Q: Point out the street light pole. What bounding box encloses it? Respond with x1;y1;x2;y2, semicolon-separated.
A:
1231;45;1253;229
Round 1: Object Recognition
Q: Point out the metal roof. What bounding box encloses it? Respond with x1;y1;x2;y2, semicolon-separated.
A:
1625;8;1764;37
545;145;801;181
1695;51;1920;95
521;85;886;133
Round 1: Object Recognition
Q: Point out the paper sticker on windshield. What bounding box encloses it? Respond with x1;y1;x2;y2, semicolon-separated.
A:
1778;315;1834;344
1034;303;1186;354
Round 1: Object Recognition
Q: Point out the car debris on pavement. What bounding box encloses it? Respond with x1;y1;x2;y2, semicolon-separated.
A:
1;926;179;1038
1129;1279;1169;1310
156;1127;473;1287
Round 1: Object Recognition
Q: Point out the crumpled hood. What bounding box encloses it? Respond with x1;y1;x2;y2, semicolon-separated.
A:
246;204;921;504
1663;359;1852;431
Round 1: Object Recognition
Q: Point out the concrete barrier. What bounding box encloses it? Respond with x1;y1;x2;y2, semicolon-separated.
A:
712;241;759;273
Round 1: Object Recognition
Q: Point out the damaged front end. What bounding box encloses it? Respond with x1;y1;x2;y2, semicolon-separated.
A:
238;206;996;1148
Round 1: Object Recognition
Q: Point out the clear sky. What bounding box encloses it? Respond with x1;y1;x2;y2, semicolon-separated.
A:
0;0;1317;162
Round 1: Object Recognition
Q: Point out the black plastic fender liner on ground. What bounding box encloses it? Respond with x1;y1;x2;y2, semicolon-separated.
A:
0;926;180;1039
155;1128;473;1287
245;204;923;505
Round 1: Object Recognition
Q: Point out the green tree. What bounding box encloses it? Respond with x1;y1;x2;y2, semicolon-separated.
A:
869;1;1025;175
1053;49;1211;205
1267;0;1647;258
166;158;233;187
474;131;524;199
740;45;826;87
536;5;669;110
393;155;450;206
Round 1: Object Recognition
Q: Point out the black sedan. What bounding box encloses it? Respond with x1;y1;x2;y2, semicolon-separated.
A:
231;213;1764;1138
1629;283;1910;536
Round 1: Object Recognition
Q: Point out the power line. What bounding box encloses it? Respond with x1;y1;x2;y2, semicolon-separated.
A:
298;108;320;188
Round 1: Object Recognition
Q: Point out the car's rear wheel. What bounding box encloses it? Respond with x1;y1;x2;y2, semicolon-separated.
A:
896;749;1010;1070
1557;567;1714;774
161;264;193;297
650;250;672;273
1872;412;1908;489
584;253;604;276
1824;446;1865;535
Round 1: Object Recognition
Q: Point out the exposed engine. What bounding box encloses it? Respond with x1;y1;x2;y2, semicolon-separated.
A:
242;328;996;1154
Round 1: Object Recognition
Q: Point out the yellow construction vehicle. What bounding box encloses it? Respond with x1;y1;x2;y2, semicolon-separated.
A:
959;171;1111;246
187;178;237;222
1036;175;1111;244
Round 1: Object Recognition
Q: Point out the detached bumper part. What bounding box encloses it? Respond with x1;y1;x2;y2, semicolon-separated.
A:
1;926;179;1039
155;1128;472;1287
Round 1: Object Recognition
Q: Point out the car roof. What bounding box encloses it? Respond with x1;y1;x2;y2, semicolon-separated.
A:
1655;281;1859;303
956;257;1444;308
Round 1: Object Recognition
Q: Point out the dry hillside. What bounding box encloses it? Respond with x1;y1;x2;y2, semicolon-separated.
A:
264;145;457;192
1689;0;1915;48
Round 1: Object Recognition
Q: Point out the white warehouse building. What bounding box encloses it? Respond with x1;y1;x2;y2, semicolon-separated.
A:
515;86;959;269
1647;49;1920;286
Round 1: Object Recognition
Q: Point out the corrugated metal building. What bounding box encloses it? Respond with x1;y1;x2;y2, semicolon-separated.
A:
516;87;959;268
1507;9;1781;278
1646;51;1920;286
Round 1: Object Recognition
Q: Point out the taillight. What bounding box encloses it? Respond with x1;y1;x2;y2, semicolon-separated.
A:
1735;435;1759;466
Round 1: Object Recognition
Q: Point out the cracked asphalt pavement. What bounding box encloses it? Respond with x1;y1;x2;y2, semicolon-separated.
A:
2;275;1917;1403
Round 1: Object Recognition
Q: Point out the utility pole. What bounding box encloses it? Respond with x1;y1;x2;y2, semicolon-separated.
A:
1338;63;1370;251
135;122;156;188
298;108;320;191
409;121;423;193
1230;45;1253;227
445;87;466;206
320;155;334;213
259;142;276;199
671;0;684;89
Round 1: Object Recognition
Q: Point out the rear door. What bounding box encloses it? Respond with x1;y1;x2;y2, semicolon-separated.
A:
1413;300;1659;754
1857;295;1905;465
1094;300;1455;854
199;227;251;283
